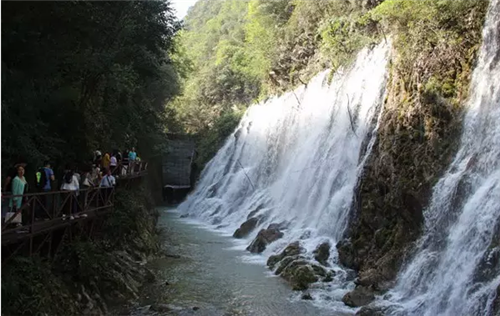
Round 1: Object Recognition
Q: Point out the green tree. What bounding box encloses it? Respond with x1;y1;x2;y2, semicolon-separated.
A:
2;1;181;176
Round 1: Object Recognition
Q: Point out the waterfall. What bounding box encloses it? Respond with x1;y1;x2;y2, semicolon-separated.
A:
385;1;500;315
178;41;389;306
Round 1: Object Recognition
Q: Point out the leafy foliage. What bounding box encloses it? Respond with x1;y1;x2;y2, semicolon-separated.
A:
102;183;161;255
171;0;380;168
2;257;78;316
2;1;181;176
1;184;160;315
371;0;488;134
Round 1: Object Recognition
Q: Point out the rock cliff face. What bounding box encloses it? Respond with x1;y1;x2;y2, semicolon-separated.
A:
338;2;488;299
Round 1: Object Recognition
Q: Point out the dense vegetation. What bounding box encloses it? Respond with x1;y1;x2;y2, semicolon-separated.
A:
2;184;160;315
1;2;176;314
2;1;181;176
169;0;385;168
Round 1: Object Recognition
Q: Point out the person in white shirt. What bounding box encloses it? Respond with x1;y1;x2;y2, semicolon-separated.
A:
61;170;79;191
61;169;80;220
91;164;101;184
110;154;118;174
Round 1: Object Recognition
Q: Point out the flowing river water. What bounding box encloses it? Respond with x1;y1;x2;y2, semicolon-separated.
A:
128;209;346;316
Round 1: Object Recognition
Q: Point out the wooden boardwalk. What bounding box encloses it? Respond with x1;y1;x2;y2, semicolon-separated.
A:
1;165;148;261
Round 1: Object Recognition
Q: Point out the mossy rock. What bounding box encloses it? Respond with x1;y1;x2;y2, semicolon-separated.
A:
275;255;304;275
290;265;319;291
267;241;303;269
280;259;310;280
342;286;375;307
233;217;259;239
246;225;284;253
267;254;282;270
246;235;268;254
313;242;331;266
279;259;320;290
310;264;327;277
270;247;335;289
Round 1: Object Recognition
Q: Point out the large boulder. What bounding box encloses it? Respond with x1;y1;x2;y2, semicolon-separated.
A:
267;241;303;269
284;264;319;291
266;241;336;290
313;242;331;266
246;224;284;253
275;255;303;275
279;259;334;290
233;217;259;239
342;286;375;307
261;224;284;242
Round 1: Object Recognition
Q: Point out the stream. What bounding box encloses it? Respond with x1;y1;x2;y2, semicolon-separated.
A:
127;208;346;316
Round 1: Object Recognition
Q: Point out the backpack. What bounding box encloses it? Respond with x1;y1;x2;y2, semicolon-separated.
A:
64;172;73;184
35;167;48;189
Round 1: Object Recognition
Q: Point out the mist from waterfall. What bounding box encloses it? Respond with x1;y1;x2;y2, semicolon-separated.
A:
384;1;500;315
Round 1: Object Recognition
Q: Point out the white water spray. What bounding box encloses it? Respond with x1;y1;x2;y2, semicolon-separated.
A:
178;42;390;308
384;1;500;315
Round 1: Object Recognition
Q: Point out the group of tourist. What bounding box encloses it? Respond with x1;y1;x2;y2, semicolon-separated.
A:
1;147;141;230
92;147;140;181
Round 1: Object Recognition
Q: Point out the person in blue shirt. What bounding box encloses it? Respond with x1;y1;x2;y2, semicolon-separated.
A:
128;147;137;174
99;168;116;204
38;161;55;220
42;161;55;191
128;147;137;161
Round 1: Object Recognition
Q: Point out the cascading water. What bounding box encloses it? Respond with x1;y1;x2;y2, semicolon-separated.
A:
382;1;500;315
178;42;389;309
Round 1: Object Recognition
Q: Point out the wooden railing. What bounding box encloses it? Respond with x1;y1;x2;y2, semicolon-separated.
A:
112;160;149;178
1;187;115;238
1;161;148;243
